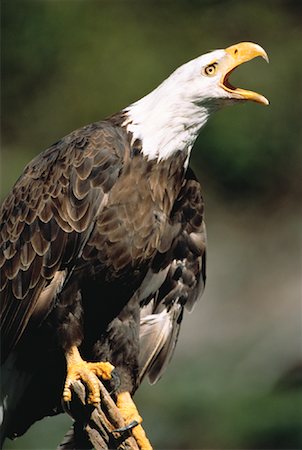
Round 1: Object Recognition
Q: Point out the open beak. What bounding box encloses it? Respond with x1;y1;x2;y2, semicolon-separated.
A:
220;42;269;105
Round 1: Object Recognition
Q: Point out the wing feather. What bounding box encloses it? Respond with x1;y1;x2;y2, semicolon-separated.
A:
138;167;207;383
0;121;126;361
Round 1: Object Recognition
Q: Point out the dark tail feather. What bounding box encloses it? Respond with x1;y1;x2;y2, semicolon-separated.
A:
0;353;31;447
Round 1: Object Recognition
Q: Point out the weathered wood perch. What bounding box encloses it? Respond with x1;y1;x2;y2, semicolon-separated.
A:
57;379;140;450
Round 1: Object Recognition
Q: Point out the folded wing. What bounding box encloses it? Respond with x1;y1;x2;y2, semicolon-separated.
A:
138;168;206;384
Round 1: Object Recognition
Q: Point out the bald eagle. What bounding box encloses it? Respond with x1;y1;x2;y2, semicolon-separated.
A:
0;42;268;448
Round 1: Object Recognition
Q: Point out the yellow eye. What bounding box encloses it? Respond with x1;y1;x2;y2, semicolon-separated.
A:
204;62;218;76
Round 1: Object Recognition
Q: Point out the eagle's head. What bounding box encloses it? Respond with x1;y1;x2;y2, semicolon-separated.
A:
171;41;269;107
126;42;269;160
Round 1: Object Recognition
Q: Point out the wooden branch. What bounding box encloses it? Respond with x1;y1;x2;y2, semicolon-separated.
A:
57;380;139;450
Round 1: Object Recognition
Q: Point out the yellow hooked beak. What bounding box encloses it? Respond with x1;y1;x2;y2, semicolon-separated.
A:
220;42;269;105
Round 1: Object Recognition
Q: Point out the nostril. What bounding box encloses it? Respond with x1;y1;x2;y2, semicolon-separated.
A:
234;48;238;55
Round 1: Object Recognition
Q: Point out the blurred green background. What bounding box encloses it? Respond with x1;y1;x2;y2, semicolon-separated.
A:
1;0;301;449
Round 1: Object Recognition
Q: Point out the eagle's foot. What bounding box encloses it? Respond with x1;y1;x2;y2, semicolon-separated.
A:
116;391;153;450
63;346;114;406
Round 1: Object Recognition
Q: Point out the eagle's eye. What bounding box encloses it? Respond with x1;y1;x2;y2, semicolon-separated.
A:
203;62;218;76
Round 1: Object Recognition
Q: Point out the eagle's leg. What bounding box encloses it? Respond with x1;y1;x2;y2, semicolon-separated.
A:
63;346;114;405
116;391;153;450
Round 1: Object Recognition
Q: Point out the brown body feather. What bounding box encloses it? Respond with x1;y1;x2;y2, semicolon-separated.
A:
0;117;206;440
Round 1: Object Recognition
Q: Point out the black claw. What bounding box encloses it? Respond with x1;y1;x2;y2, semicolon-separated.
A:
62;399;71;414
113;420;139;434
108;369;121;394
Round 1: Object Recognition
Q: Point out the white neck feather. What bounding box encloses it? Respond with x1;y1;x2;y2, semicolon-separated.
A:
123;74;216;161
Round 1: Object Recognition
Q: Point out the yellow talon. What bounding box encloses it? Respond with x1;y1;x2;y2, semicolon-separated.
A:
117;391;153;450
63;346;114;406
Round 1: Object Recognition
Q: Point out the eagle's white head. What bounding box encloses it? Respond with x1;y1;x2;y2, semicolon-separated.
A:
124;42;269;161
